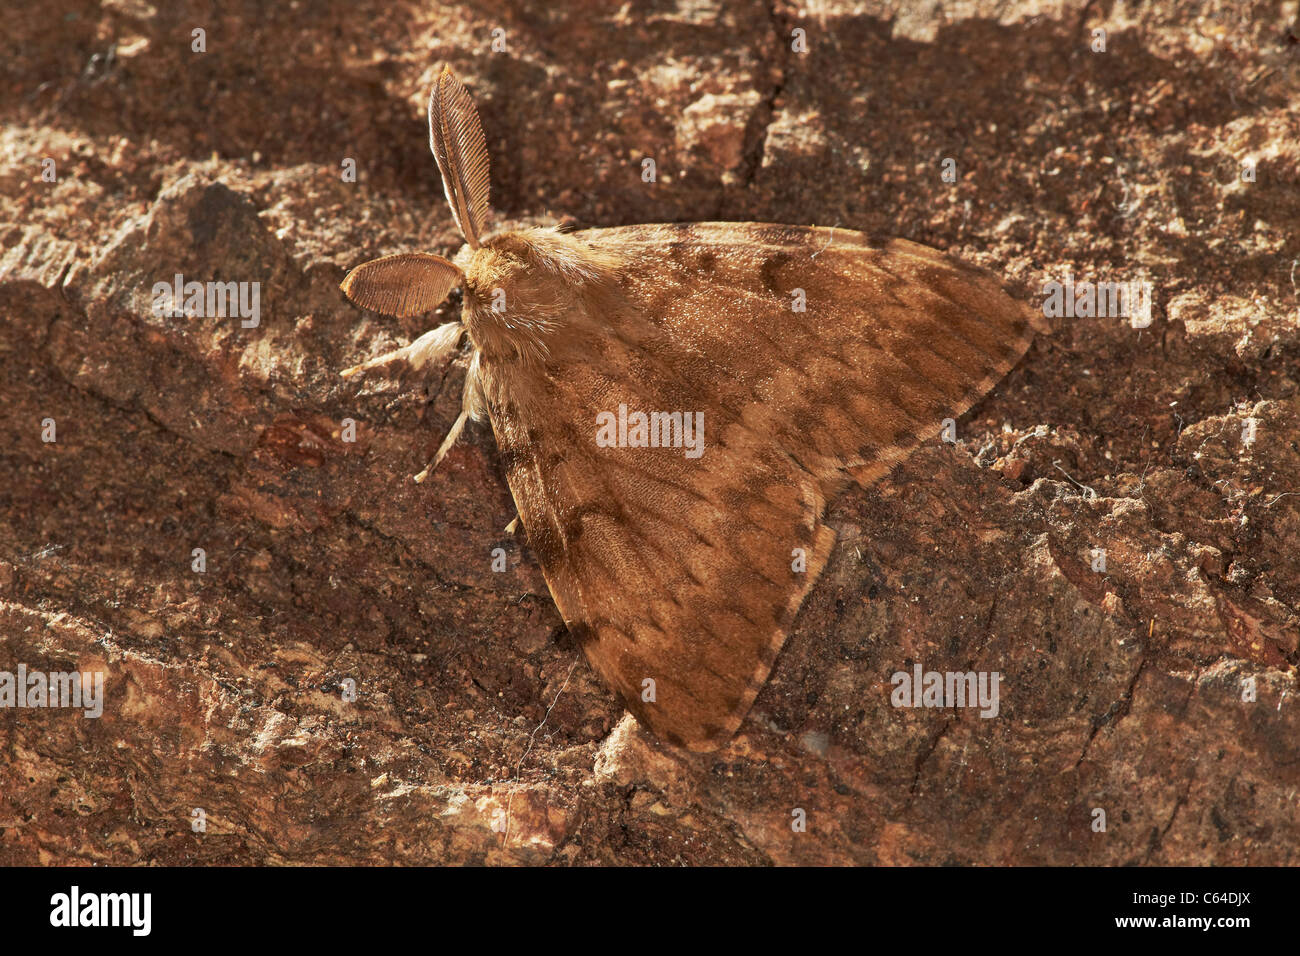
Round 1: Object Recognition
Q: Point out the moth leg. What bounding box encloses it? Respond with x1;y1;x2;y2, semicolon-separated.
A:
504;514;520;535
410;345;480;483
341;322;462;379
412;410;469;483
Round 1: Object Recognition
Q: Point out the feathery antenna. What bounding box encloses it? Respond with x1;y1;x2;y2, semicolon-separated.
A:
429;65;492;248
340;252;461;318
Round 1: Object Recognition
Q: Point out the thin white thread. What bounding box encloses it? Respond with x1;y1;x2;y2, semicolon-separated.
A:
810;224;838;260
501;657;578;847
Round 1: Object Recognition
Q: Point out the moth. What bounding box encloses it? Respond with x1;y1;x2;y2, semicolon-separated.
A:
340;66;1047;751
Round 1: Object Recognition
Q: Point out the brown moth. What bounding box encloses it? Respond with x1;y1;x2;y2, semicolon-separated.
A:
340;66;1048;751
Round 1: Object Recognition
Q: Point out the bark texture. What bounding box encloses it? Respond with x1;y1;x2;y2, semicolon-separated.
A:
1;0;1297;864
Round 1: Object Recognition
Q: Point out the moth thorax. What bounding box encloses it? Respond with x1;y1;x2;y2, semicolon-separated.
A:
461;242;584;363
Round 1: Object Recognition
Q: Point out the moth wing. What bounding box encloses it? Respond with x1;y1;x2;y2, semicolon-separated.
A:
492;391;837;751
589;222;1048;491
485;223;1043;750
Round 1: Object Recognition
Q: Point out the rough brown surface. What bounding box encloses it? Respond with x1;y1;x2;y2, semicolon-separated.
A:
1;0;1297;865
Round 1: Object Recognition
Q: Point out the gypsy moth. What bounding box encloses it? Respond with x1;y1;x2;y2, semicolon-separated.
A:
340;66;1047;751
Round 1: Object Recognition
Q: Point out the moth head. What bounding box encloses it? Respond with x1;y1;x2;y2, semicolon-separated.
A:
340;65;492;319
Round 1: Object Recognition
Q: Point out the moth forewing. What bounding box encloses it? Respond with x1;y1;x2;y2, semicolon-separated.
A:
458;222;1045;750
